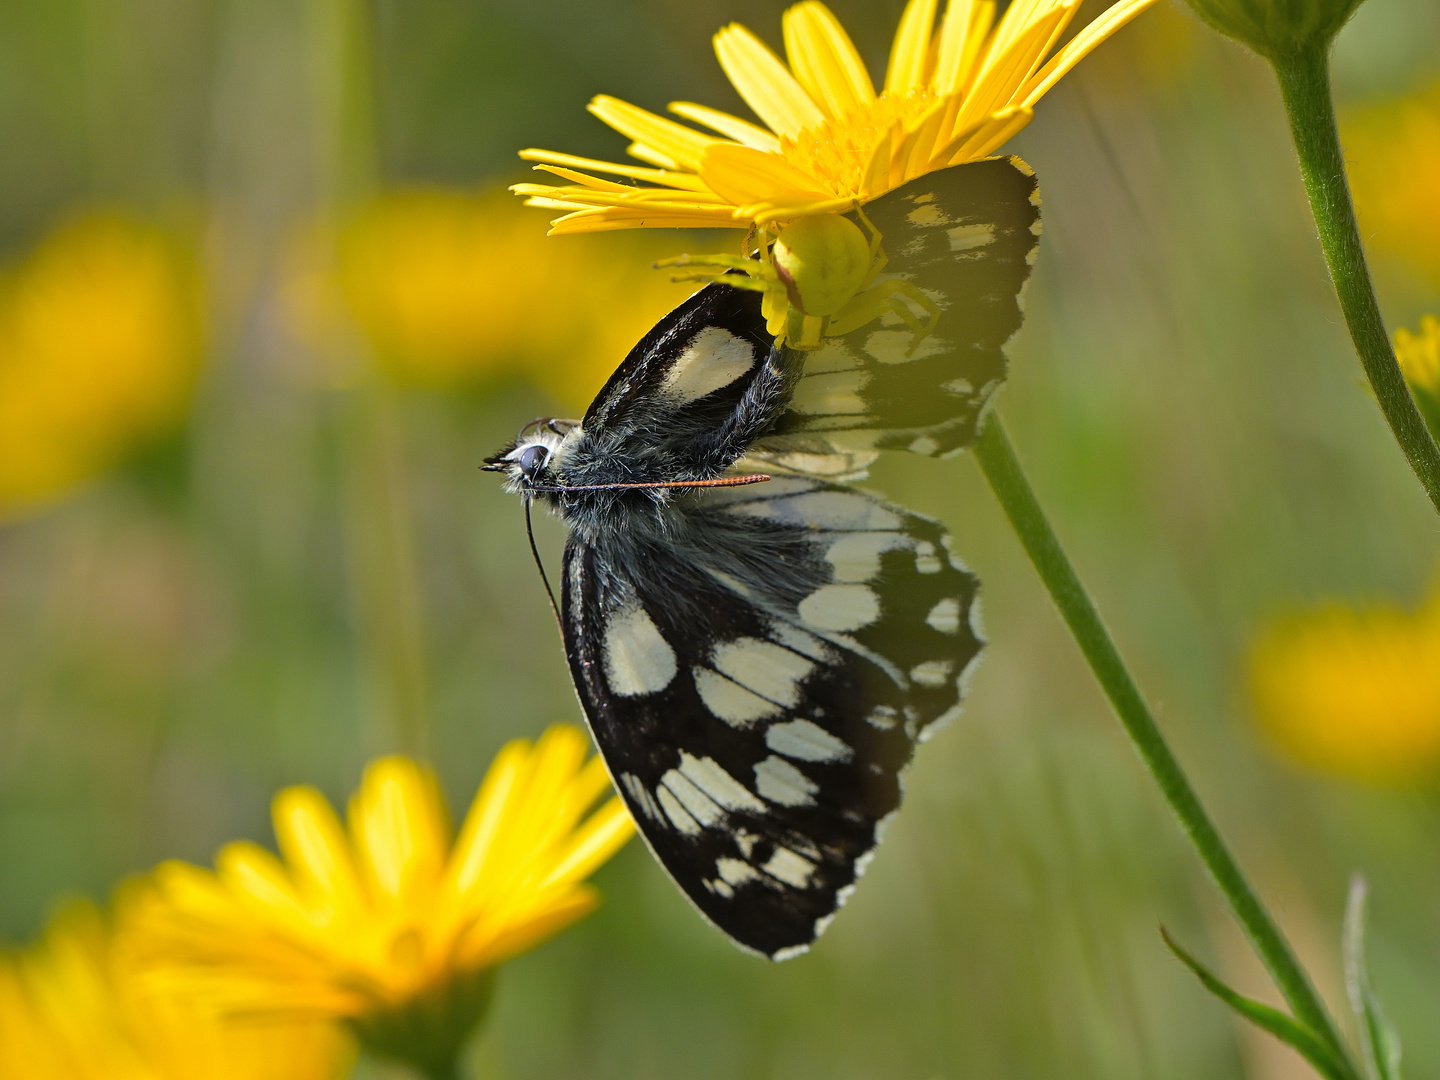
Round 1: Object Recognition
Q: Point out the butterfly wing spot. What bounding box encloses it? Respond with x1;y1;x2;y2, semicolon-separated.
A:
909;659;955;688
862;328;948;366
925;597;963;634
620;772;666;826
765;718;852;764
730;488;903;532
866;704;900;730
602;601;677;697
678;752;767;813
797;583;881;632
822;531;903;582
768;621;839;663
761;847;817;888
948;223;996;252
693;666;783;727
659;326;757;403
715;857;763;891
753;755;820;807
914;541;943;574
710;637;815;709
908;435;940;455
655;785;704;835
789;370;870;415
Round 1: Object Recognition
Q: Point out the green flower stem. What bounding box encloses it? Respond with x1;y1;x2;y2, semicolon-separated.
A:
1272;45;1440;517
973;416;1354;1070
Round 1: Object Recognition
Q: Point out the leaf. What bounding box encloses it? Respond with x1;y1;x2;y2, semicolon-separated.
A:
1343;876;1404;1080
1161;927;1354;1080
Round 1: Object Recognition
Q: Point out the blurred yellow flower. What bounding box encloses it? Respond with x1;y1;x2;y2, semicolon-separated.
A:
128;725;633;1071
0;899;347;1080
1395;314;1439;396
286;188;715;411
513;0;1156;233
1249;586;1440;783
1344;77;1440;287
0;212;201;518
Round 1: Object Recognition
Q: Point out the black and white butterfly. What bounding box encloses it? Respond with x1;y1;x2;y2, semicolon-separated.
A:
484;158;1040;959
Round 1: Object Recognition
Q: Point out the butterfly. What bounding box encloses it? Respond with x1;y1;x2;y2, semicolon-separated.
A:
484;157;1040;959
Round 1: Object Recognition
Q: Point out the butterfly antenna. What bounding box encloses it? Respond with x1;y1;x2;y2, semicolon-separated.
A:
524;495;563;632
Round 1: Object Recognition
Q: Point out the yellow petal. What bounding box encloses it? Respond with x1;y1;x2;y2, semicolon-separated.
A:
933;0;994;95
272;786;367;914
587;96;718;173
941;105;1033;162
540;797;636;890
216;841;310;926
1021;0;1159;107
544;207;744;233
464;886;600;970
958;5;1067;127
349;756;449;907
519;148;716;191
668;102;782;153
699;143;833;210
782;2;876;120
885;0;939;95
445;738;532;897
713;23;826;138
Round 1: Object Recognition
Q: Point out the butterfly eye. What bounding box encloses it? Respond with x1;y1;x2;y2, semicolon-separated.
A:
518;445;549;480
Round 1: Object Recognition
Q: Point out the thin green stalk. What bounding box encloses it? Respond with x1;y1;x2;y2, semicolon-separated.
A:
1272;45;1440;516
973;415;1354;1071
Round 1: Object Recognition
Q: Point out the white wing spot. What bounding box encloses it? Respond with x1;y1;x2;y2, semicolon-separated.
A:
948;223;995;251
906;203;949;226
712;637;814;707
863;329;948;365
733;490;902;531
766;719;851;763
866;704;899;730
716;856;762;888
926;597;962;634
914;541;943;574
619;772;664;825
659;769;724;828
798;583;880;632
769;621;838;663
762;847;817;888
789;369;869;415
754;756;819;806
655;785;702;835
908;435;940;455
678;752;766;812
602;602;677;697
661;326;755;403
694;667;782;726
910;659;955;687
824;531;902;582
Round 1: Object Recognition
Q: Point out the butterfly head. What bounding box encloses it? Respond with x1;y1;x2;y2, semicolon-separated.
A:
482;417;577;496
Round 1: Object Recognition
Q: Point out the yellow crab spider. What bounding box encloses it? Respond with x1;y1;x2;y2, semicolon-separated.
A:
657;210;940;352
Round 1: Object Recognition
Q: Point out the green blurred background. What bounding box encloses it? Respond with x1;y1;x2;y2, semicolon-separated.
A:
3;0;1440;1076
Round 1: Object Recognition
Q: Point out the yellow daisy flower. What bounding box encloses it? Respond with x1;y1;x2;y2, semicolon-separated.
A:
0;212;201;518
514;0;1157;233
1395;314;1440;396
1249;585;1440;784
127;725;634;1073
284;187;719;410
0;899;348;1080
1395;315;1440;436
1343;76;1440;288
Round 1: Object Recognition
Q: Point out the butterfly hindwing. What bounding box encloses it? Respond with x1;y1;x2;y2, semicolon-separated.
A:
561;476;981;958
753;157;1040;477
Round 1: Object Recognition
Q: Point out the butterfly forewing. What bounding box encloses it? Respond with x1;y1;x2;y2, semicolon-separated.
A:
561;477;981;958
752;157;1040;475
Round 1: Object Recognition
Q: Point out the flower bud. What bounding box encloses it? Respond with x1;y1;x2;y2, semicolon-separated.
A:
772;214;870;318
1180;0;1368;59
